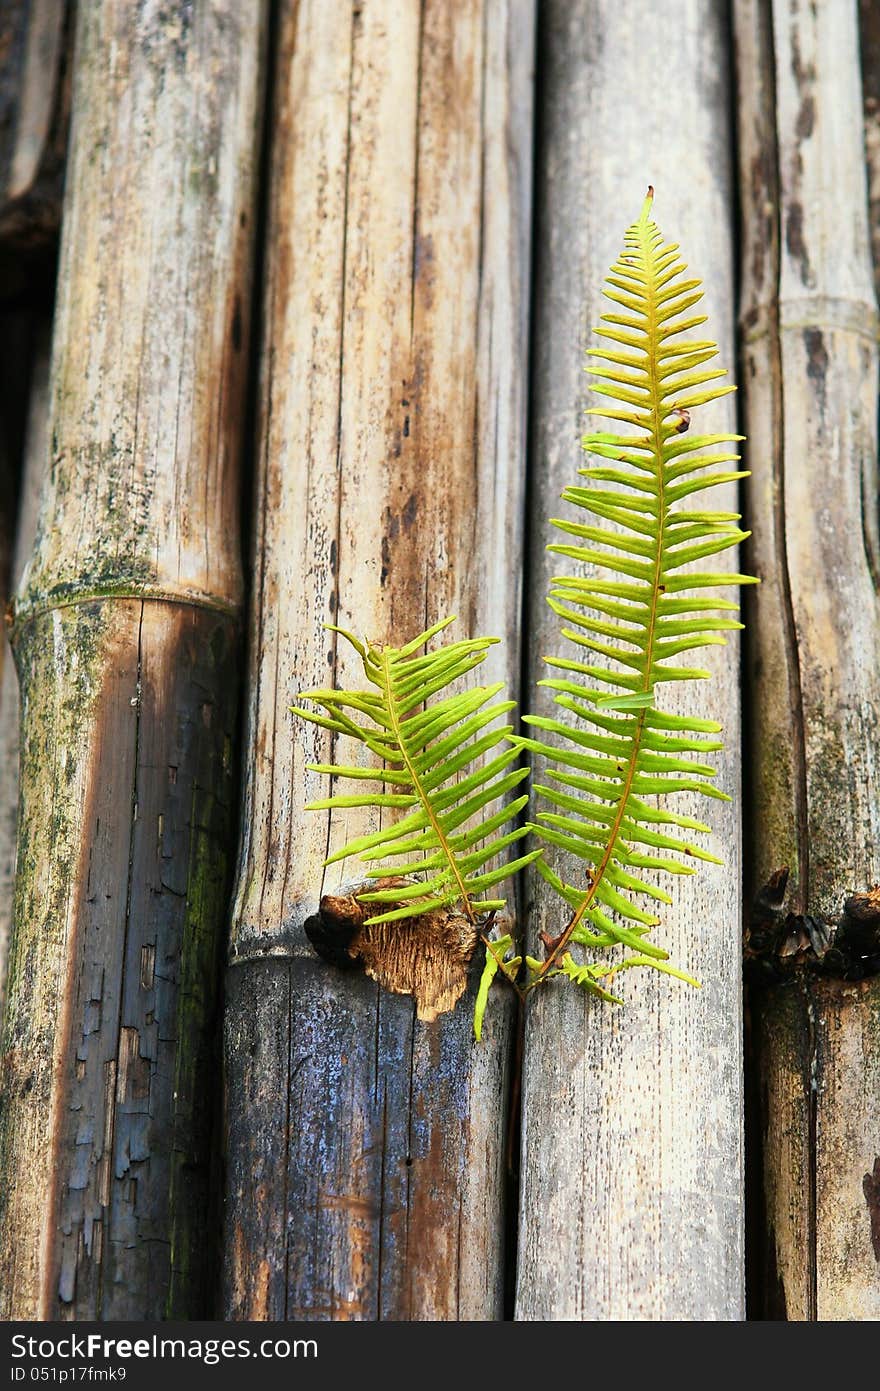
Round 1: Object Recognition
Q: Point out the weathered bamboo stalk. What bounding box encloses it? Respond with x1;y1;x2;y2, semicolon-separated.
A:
0;0;71;247
0;0;267;1319
862;0;880;300
516;1;745;1320
735;0;880;1320
223;0;533;1320
0;328;49;1029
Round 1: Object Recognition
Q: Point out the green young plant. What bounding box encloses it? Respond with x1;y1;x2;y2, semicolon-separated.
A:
292;617;541;935
294;187;756;1039
513;184;757;1006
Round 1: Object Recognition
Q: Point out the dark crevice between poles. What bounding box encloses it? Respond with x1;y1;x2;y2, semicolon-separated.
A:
731;0;778;1323
503;0;546;1325
208;0;282;1319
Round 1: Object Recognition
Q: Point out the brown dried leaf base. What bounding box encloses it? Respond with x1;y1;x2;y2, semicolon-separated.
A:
304;878;479;1022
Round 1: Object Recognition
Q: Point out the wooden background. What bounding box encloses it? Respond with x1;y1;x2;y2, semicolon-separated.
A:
0;0;877;1321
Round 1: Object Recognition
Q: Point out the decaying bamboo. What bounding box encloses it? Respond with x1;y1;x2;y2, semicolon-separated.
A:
0;0;267;1319
0;329;49;1029
516;2;745;1319
0;0;71;246
223;0;533;1319
735;0;880;1320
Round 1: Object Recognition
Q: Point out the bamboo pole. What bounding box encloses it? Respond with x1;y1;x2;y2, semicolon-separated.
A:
0;0;267;1319
862;0;880;299
735;0;880;1320
0;0;70;246
0;328;49;1029
223;0;533;1320
516;1;744;1320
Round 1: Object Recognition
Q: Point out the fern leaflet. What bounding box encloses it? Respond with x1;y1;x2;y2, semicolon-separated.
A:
520;187;757;994
293;617;540;927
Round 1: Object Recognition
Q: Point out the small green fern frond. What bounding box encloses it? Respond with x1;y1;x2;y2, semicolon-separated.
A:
473;933;522;1040
293;617;540;927
525;186;757;989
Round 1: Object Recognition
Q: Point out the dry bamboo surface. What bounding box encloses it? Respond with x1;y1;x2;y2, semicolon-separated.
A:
223;0;533;1320
0;329;49;1030
516;0;745;1320
862;0;880;299
0;0;70;245
0;0;267;1319
735;0;880;1319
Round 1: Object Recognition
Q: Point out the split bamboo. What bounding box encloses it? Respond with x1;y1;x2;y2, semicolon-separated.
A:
735;0;880;1320
516;0;745;1320
0;0;267;1319
223;0;534;1320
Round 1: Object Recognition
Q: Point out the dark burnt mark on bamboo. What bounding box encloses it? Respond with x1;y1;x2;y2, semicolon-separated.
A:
864;1157;880;1262
783;20;817;291
803;327;828;412
784;201;810;287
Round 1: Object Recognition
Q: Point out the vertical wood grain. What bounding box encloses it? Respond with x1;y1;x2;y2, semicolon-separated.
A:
516;0;745;1320
0;328;49;1030
0;0;267;1318
735;0;880;1319
223;0;534;1320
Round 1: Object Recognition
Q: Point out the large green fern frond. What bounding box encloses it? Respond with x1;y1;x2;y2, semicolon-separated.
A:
520;188;757;994
293;617;540;927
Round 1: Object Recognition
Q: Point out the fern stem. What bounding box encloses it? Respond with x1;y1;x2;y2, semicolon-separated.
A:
480;928;526;1002
378;649;479;924
534;191;669;984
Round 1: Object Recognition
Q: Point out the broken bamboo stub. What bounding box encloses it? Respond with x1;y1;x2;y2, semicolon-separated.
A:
223;0;533;1320
0;1;267;1319
516;1;745;1320
735;0;880;1320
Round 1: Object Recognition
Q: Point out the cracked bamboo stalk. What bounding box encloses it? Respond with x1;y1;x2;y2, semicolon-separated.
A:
516;1;745;1320
222;0;533;1320
0;0;267;1319
735;0;880;1320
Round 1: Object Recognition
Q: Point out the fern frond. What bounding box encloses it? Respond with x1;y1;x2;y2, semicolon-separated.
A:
526;186;756;989
294;618;539;927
